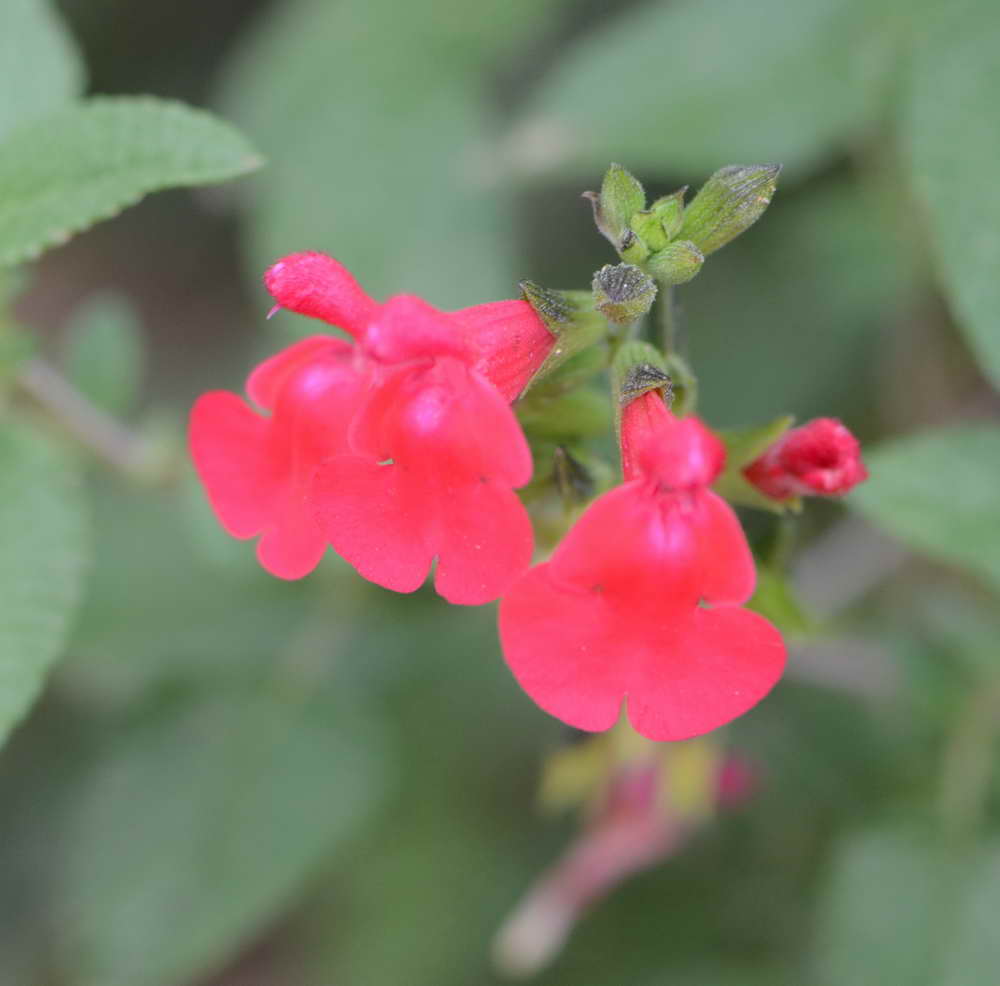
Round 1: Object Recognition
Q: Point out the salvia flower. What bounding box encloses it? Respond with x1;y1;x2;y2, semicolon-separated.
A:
743;416;868;500
499;393;786;741
193;251;555;604
190;336;367;579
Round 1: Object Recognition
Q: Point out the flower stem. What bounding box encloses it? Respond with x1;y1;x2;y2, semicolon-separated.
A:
939;679;1000;846
657;283;678;354
17;358;149;476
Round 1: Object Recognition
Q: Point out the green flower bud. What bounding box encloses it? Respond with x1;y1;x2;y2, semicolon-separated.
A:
592;263;657;326
678;164;780;255
629;209;669;253
647;240;704;285
583;163;645;251
650;188;687;241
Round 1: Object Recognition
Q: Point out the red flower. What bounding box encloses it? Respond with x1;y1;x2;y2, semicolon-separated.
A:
499;394;786;741
260;252;554;604
189;336;367;579
743;417;868;500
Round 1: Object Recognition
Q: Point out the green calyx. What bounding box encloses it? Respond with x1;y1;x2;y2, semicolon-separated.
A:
611;339;672;444
592;263;657;326
678;164;780;256
519;280;607;388
586;163;780;286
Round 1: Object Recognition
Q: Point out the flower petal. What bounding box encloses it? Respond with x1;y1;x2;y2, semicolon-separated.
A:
433;480;533;605
350;359;532;487
246;335;352;410
548;483;700;607
691;491;756;605
264;252;379;336
189;391;272;538
499;563;626;734
626;606;786;741
453;299;554;402
312;456;435;594
363;294;470;365
256;503;328;580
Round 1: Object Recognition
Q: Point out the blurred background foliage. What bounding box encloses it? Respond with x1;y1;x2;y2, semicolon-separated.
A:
1;0;999;984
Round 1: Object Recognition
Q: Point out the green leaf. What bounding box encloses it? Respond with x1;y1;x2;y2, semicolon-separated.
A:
0;0;84;140
940;844;1000;986
686;177;916;426
218;0;568;309
62;292;144;416
748;567;815;637
0;97;262;268
55;691;387;986
811;827;953;986
0;418;88;749
512;0;898;178
850;426;1000;592
903;0;1000;388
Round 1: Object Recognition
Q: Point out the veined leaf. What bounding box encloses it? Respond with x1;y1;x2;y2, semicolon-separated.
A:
0;97;262;268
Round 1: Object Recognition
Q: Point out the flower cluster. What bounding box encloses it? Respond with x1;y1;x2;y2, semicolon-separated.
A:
190;164;870;744
191;252;554;605
500;391;786;741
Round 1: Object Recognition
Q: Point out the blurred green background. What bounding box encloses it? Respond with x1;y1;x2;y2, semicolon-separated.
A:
2;0;1000;984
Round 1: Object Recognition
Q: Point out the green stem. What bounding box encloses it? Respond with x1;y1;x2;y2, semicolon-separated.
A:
17;358;149;476
938;679;1000;846
657;283;678;354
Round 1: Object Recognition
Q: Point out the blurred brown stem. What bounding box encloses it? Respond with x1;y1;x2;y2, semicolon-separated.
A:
17;358;148;475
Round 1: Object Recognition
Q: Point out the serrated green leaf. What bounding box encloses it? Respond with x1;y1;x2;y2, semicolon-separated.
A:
55;691;387;986
0;417;88;749
903;0;1000;388
62;293;144;416
0;0;84;140
0;97;262;268
512;0;898;178
850;426;1000;592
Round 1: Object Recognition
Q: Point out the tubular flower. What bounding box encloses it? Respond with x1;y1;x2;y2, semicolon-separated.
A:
743;417;868;500
261;252;555;604
499;393;786;742
189;336;367;579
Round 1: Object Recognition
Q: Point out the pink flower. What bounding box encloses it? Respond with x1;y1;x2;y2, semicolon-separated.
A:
499;393;786;741
192;250;554;604
190;336;367;579
743;417;868;500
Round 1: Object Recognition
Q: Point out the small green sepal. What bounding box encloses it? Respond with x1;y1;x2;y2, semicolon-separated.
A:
647;240;704;285
592;263;657;326
583;163;645;251
628;209;669;253
519;280;606;386
663;352;698;417
678;164;780;255
713;414;795;512
650;188;687;240
611;340;672;437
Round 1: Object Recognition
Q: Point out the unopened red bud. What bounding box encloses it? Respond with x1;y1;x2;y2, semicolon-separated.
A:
743;417;868;500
